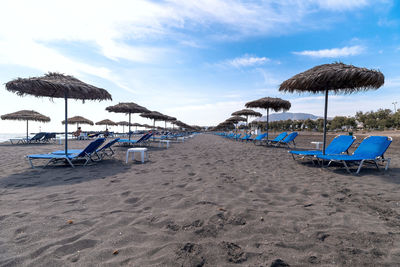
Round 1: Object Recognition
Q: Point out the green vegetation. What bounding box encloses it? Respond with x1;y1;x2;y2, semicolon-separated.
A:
251;109;400;132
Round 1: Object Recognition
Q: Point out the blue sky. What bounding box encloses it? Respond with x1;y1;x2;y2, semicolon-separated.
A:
1;0;400;133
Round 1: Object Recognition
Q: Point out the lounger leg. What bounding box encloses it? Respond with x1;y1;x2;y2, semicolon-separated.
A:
44;158;56;169
373;160;380;170
27;157;35;169
66;158;75;168
342;161;352;174
356;160;365;175
291;154;295;160
385;158;391;171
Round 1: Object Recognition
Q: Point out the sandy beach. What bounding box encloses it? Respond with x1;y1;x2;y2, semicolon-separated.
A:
0;133;399;266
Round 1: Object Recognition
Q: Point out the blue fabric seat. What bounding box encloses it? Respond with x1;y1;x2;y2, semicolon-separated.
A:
290;135;356;160
317;136;392;174
27;138;106;168
267;132;287;145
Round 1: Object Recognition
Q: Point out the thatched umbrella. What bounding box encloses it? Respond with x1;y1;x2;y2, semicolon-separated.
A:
232;109;262;129
62;116;94;130
117;121;130;133
142;124;152;129
140;111;168;130
96;119;117;130
5;72;111;155
1;110;50;142
279;62;384;154
106;102;149;141
130;122;142;132
164;115;177;130
245;97;291;141
226;116;246;133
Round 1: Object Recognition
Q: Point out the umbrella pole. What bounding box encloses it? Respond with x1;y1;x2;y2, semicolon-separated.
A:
64;94;68;155
323;90;329;155
266;108;269;141
153;119;155;131
26;120;28;143
129;112;131;141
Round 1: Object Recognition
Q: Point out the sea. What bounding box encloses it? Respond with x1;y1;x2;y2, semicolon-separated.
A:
0;133;74;143
0;133;26;143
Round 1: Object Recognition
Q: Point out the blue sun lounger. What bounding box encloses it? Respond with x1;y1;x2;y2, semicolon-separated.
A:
27;138;106;168
247;133;268;143
51;138;120;160
290;135;356;161
266;132;287;145
274;132;298;147
118;133;153;146
240;134;252;141
316;136;392;174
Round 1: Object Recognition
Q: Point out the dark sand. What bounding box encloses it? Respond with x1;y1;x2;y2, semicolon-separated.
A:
0;133;400;266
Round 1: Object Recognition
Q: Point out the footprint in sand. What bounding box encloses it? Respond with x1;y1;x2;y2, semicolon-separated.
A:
221;241;247;264
53;239;98;257
124;197;140;204
121;191;131;197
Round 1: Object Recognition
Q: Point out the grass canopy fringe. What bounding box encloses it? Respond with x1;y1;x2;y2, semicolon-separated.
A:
279;63;384;93
232;109;262;117
245;97;291;112
96;119;117;126
106;102;149;114
6;72;112;101
1;110;50;122
62;116;93;125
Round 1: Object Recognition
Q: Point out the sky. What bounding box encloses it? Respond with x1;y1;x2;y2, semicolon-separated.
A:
1;0;400;133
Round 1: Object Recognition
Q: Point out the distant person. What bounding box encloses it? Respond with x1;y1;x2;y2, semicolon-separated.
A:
73;127;82;138
104;128;110;138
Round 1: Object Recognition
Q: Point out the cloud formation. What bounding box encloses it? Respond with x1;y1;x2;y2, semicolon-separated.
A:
293;45;365;58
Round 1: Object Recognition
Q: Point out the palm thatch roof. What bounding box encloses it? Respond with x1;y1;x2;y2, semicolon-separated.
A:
96;119;117;126
140;111;168;121
1;110;50;122
245;97;291;112
231;109;262;117
166;115;177;122
117;121;130;126
62;116;94;125
142;124;152;128
131;123;142;127
6;72;112;101
226;116;247;123
279;63;384;93
106;102;149;114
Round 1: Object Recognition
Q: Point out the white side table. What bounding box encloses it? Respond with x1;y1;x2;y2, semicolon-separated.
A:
159;140;170;148
311;141;323;149
126;148;148;163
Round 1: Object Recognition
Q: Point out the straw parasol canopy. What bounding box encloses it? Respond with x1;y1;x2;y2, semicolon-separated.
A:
231;109;262;129
1;110;50;142
140;111;169;129
96;119;117;129
142;124;152;129
226;116;247;123
62;116;94;128
106;102;149;140
5;72;111;156
279;62;384;154
117;121;130;126
245;97;291;140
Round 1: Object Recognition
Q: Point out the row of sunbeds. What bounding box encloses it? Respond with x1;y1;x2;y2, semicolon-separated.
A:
9;132;56;144
290;135;392;175
216;131;392;175
218;132;299;148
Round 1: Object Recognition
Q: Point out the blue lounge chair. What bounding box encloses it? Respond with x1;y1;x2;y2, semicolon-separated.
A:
275;132;298;147
27;138;106;168
51;138;120;160
247;133;268;143
290;135;356;161
267;132;287;145
118;133;153;146
240;134;252;141
317;136;392;174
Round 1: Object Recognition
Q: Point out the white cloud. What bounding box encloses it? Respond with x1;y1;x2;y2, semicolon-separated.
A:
293;45;365;58
222;55;270;68
316;0;368;10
